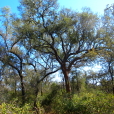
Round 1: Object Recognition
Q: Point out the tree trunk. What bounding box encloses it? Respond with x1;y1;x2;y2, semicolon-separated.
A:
20;75;25;105
34;87;39;107
41;83;43;96
33;84;39;114
111;76;114;95
62;77;65;90
112;86;114;95
62;65;71;93
14;80;17;95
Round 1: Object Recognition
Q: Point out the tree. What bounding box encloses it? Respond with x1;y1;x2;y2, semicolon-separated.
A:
100;4;114;94
17;0;101;93
0;7;34;105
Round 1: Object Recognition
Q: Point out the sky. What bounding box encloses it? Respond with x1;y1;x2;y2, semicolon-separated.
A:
58;0;114;15
0;0;114;15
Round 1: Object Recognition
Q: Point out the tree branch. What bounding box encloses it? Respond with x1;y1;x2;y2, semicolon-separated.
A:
37;68;60;83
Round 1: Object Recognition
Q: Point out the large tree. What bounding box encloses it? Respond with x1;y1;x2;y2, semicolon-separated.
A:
16;0;102;93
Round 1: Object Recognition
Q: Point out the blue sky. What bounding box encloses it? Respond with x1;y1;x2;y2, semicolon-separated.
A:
0;0;114;15
58;0;114;14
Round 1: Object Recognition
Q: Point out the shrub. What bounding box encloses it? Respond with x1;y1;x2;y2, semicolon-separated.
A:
0;103;33;114
0;102;44;114
51;91;114;114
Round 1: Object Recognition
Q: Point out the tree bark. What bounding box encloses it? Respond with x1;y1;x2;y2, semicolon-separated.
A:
62;65;71;93
33;86;39;114
20;74;25;105
111;76;114;95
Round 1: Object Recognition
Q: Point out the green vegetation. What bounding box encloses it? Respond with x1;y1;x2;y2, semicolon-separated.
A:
52;91;114;114
0;0;114;113
1;90;114;114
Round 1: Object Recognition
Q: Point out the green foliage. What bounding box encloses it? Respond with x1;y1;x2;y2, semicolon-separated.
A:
0;100;45;114
100;79;113;93
0;103;33;114
41;84;60;106
52;91;114;114
1;91;114;114
0;1;114;114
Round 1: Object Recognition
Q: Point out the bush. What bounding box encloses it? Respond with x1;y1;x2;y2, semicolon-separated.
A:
0;102;44;114
0;103;33;114
41;84;60;113
52;91;114;114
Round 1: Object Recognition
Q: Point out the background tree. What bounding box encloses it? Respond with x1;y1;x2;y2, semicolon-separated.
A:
0;6;37;105
98;4;114;94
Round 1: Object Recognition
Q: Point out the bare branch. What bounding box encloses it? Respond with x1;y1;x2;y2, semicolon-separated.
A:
37;68;60;83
